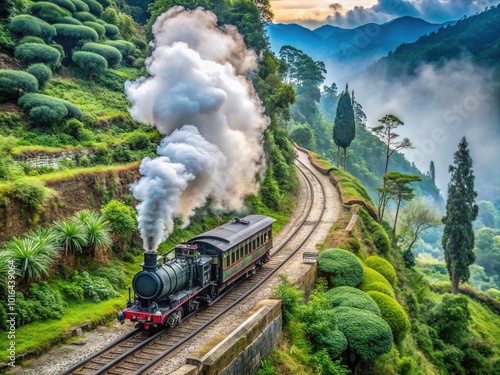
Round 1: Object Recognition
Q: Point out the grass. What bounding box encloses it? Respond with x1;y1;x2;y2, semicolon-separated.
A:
30;162;140;183
468;298;500;361
11;145;85;156
43;77;131;119
0;257;142;363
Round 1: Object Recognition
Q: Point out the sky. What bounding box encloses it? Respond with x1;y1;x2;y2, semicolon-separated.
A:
270;0;499;28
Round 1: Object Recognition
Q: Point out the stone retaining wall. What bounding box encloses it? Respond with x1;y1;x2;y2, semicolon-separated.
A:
171;299;282;375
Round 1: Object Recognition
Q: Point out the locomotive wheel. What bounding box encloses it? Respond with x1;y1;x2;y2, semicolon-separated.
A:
166;308;183;327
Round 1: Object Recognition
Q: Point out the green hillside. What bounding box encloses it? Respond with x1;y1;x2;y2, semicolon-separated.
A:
370;4;500;77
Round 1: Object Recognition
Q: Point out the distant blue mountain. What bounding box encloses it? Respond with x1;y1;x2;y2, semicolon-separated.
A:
266;16;449;83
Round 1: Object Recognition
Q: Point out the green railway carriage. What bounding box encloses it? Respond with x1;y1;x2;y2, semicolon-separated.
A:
189;215;275;291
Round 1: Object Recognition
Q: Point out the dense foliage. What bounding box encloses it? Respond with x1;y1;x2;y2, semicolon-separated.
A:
364;256;397;286
317;248;364;287
15;42;61;68
18;93;83;124
8;15;56;41
358;265;396;298
0;69;38;101
81;42;122;66
324;286;381;316
367;290;410;343
442;137;478;294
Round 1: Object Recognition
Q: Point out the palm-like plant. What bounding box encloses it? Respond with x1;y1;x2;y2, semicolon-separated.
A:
82;213;112;257
72;209;93;224
53;220;88;254
0;250;13;290
6;236;59;281
27;227;61;253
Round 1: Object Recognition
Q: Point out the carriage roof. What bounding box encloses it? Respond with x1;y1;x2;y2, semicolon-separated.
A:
189;215;275;252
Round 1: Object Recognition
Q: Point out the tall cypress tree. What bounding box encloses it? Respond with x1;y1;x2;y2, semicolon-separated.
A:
442;137;478;294
333;84;355;170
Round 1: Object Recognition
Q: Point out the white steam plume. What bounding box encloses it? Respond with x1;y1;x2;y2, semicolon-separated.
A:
126;6;268;251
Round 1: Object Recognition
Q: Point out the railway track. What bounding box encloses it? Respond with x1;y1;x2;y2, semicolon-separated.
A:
60;150;329;375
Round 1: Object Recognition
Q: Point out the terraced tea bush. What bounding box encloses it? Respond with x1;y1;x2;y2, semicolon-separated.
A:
15;43;61;68
325;286;381;316
19;36;46;45
70;0;89;12
27;63;52;88
72;11;96;22
367;291;410;343
72;51;108;80
33;0;76;13
365;256;397;286
8;15;56;42
103;40;135;57
358;265;395;298
82;21;105;39
59;16;82;25
81;0;102;16
31;2;72;23
18;93;82;124
103;23;120;38
0;70;38;102
318;248;364;287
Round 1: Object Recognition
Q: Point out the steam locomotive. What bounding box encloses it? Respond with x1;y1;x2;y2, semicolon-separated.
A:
117;215;275;329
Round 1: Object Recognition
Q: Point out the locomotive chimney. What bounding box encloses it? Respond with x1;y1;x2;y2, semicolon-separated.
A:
143;251;158;271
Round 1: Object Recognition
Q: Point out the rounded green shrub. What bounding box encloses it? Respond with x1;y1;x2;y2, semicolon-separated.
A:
132;37;147;50
82;21;105;39
81;42;122;67
81;0;102;16
53;24;98;55
318;248;364;288
0;70;38;102
333;306;393;360
306;312;348;358
103;23;119;38
358;266;395;298
31;2;72;23
49;43;65;59
72;51;107;79
8;15;56;42
59;16;82;25
365;256;397;286
33;0;76;13
27;63;52;88
367;291;410;343
15;43;61;68
72;11;96;22
18;93;82;125
69;0;89;12
19;36;46;45
103;40;135;57
372;229;390;254
325;286;381;316
94;0;110;7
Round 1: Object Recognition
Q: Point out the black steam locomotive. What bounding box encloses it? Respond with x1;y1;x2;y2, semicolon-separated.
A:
117;215;275;329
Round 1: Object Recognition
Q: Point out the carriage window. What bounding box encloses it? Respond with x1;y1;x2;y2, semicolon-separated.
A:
268;229;272;239
264;232;267;242
225;255;229;268
253;239;256;249
231;250;235;264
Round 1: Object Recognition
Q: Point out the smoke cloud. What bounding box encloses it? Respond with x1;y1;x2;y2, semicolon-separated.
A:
351;59;500;200
126;6;268;251
327;0;498;28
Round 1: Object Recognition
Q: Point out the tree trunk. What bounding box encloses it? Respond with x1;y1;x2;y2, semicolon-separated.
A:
343;147;347;171
451;268;459;294
391;196;402;246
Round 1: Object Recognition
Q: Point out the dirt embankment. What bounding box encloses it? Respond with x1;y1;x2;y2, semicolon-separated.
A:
0;165;139;244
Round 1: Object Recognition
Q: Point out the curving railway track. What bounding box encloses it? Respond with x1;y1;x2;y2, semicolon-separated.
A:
58;149;336;375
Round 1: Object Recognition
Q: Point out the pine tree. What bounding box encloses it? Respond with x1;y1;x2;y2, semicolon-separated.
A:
333;84;355;170
442;137;478;294
371;114;413;174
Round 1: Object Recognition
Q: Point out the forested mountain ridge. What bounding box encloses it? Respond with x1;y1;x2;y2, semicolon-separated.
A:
368;4;500;78
266;16;447;82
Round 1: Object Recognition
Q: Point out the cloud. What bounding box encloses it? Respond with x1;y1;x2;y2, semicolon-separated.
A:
326;0;498;28
351;58;500;200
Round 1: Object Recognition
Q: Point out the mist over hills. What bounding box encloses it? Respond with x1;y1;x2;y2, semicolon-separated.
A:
268;5;500;201
266;16;448;83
